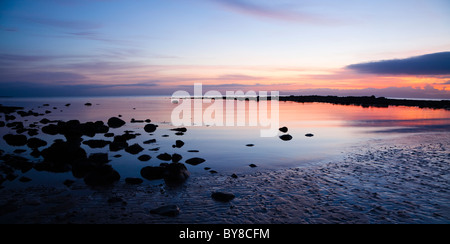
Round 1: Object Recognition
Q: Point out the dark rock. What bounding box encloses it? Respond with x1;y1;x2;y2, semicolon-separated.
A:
5;115;16;121
279;127;288;133
65;104;71;107
109;141;128;152
27;138;48;149
30;149;41;158
305;133;314;137
149;147;160;151
125;177;144;185
83;165;120;186
13;149;27;154
88;153;110;165
185;157;206;166
130;118;145;123
104;133;115;138
171;127;187;132
150;205;180;217
82;139;111;149
211;192;235;202
19;176;32;183
231;173;238;179
161;135;169;137
175;132;184;136
143;139;157;144
125;143;144;155
140;166;165;180
246;144;254;147
249;164;257;168
157;153;172;161
209;170;218;174
0;121;5;127
171;153;182;163
108;117;126;128
138;154;152;162
204;167;211;170
145;119;151;123
188;150;199;153
40;140;87;167
63;179;75;187
279;134;293;141
27;129;39;137
85;103;92;106
42;124;59;135
1;155;33;173
144;124;158;133
172;140;184;148
163;163;190;186
3;134;28;146
40;118;51;124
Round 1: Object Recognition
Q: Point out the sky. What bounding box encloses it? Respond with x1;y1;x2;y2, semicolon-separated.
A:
0;0;450;98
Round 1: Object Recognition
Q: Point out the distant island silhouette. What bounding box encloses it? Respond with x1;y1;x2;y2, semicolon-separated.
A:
187;95;450;110
279;95;450;110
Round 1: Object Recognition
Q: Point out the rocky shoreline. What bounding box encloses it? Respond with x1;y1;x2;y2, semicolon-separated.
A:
0;133;448;224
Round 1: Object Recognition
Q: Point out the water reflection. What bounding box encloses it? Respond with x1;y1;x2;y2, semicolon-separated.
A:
0;97;449;188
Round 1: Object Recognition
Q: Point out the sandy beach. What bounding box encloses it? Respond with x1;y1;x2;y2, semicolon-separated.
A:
1;132;448;224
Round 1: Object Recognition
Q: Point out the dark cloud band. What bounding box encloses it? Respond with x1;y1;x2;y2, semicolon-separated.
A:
346;52;450;75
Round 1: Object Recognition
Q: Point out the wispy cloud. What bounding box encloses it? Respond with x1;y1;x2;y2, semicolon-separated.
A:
212;0;334;24
346;52;450;75
25;16;102;30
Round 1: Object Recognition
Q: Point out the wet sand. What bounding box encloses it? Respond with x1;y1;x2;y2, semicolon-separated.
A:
1;133;448;224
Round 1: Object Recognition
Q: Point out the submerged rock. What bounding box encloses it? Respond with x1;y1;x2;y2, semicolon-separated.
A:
150;205;180;217
3;134;28;146
140;162;190;186
171;153;182;163
211;192;235;202
279;134;293;141
171;127;187;133
125;143;144;155
107;117;126;128
157;153;172;161
138;154;152;162
143;139;157;144
163;162;190;186
185;157;206;166
83;165;120;187
82;140;111;149
172;140;184;148
144;124;158;133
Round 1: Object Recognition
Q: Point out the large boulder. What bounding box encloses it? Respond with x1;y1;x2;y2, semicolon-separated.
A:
107;117;126;129
163;162;190;186
83;165;120;186
3;134;28;146
144;124;158;133
27;138;48;149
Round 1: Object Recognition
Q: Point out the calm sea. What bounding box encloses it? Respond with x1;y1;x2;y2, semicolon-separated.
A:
1;96;449;187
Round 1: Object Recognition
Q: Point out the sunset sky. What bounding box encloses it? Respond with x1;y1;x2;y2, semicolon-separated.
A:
1;0;450;98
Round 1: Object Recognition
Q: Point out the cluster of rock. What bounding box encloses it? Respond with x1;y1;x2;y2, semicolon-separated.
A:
0;104;203;189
